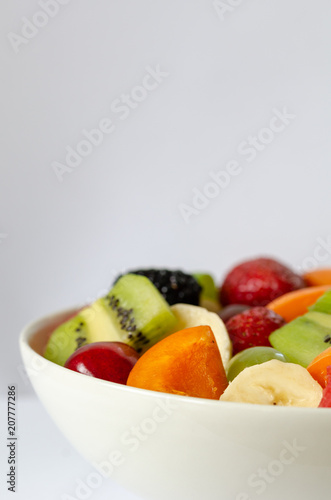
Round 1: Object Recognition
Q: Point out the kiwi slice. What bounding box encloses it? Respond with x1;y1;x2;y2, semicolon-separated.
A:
99;274;177;353
44;314;91;367
309;289;331;314
193;273;221;312
269;311;331;367
44;304;123;366
44;274;177;366
193;273;218;302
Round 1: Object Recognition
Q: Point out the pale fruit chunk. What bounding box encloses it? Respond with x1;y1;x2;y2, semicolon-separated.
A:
220;359;323;407
170;304;232;369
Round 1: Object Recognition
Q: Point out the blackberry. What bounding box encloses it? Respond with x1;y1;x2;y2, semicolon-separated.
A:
115;269;202;306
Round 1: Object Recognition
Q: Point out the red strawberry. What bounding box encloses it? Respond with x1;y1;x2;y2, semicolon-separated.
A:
225;306;286;355
220;257;305;307
319;365;331;408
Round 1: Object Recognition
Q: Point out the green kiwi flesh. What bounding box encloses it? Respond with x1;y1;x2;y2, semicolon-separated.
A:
193;273;218;302
44;314;91;366
100;273;177;353
309;289;331;314
269;309;331;368
44;273;177;366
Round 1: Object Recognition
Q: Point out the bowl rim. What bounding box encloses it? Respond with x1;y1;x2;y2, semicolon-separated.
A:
19;305;330;414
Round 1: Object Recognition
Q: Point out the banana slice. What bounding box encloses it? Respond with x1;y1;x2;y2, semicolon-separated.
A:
170;304;232;369
219;359;323;407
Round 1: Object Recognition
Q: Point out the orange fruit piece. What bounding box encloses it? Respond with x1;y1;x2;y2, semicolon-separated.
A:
267;285;331;322
307;346;331;388
303;268;331;287
127;325;228;400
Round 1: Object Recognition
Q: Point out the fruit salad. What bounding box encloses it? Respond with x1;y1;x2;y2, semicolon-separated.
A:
43;259;331;408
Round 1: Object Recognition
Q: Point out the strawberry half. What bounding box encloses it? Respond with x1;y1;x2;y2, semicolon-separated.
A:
220;257;305;307
225;306;286;355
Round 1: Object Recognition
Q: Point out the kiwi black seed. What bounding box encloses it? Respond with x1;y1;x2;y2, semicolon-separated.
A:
44;314;91;366
103;274;177;353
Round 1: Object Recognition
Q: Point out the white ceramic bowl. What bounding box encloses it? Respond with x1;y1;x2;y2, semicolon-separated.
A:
20;307;331;500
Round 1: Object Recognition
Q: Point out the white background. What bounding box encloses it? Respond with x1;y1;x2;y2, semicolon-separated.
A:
1;0;331;498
